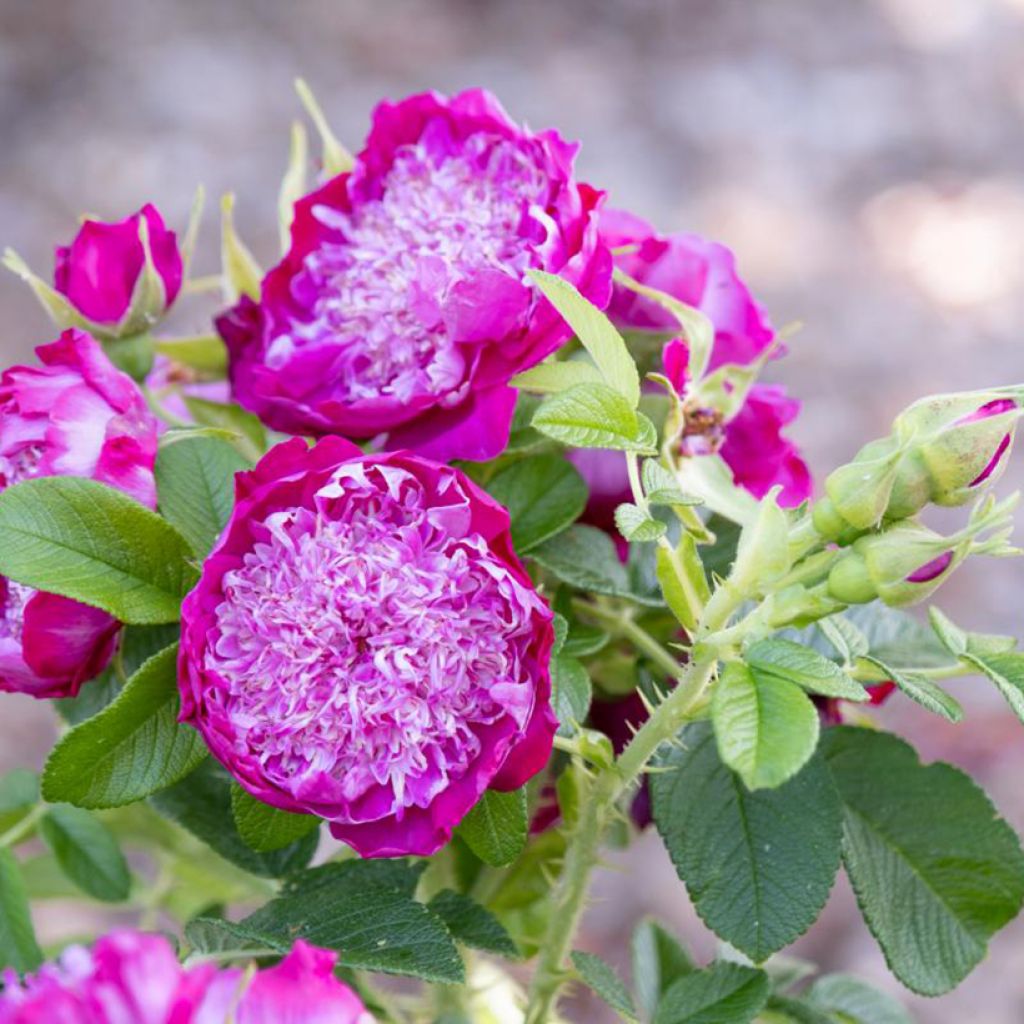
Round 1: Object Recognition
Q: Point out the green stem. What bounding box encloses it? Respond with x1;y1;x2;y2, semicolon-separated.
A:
572;599;685;683
851;658;976;682
0;805;44;849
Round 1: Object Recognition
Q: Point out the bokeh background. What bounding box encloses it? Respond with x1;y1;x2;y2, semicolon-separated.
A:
2;0;1024;1019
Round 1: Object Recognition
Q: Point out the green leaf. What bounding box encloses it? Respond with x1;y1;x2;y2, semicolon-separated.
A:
39;805;130;902
455;788;528;867
220;193;262;302
657;534;710;631
183;396;267;464
184;915;272;956
616;503;668;542
653;962;770;1024
0;770;39;834
528;269;641;407
651;723;842;963
0;478;196;624
154;334;228;375
858;655;962;723
712;662;820;790
427;889;518;958
0;849;41;972
730;489;790;591
485;454;587;552
43;644;206;808
156;435;249;556
512;358;605;394
963;650;1024;724
806;973;913;1024
241;860;464;983
841;605;951;669
928;606;967;657
533;384;657;453
817;616;869;663
151;760;318;878
552;655;593;737
631;918;694;1022
230;785;320;853
642;460;702;507
572;950;637;1019
761;996;833;1024
745;639;869;702
822;726;1024;995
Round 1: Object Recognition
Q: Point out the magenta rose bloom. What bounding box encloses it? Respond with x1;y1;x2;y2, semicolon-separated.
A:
0;329;158;698
54;204;183;327
179;436;557;857
218;88;611;462
0;931;373;1024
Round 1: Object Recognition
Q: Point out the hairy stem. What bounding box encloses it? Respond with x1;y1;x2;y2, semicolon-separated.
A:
571;599;686;683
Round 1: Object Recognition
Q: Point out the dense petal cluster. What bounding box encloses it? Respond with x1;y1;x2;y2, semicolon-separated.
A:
54;204;182;327
0;931;372;1023
219;88;611;461
0;329;158;698
179;437;556;857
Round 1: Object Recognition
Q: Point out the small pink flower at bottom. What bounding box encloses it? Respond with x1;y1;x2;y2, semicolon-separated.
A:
179;437;556;857
0;329;158;699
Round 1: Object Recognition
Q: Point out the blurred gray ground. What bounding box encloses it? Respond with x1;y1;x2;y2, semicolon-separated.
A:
3;0;1024;1018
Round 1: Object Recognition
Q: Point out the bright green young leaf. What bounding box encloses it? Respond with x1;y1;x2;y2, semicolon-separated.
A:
615;503;668;542
0;478;196;624
528;269;641;407
653;961;770;1024
823;726;1024;995
964;650;1024;724
455;788;528;867
651;723;842;963
277;120;309;249
533;383;657;453
745;639;869;702
0;849;41;972
928;606;968;657
220;193;262;302
642;459;702;507
656;533;710;631
805;973;913;1024
183;396;267;464
730;488;790;592
552;655;593;737
817;615;869;663
712;662;820;790
39;805;131;903
231;784;320;853
156;434;249;556
43;644;205;808
840;604;951;669
632;918;694;1022
151;760;318;878
485;454;587;552
428;889;518;958
153;334;227;375
511;358;605;394
572;950;637;1019
858;654;962;723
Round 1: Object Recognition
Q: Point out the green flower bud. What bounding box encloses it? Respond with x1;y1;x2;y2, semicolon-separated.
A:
819;437;904;537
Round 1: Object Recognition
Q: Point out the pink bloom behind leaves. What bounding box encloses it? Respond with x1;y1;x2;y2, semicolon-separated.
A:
54;204;183;326
179;437;556;857
220;88;611;462
0;329;158;698
0;931;372;1024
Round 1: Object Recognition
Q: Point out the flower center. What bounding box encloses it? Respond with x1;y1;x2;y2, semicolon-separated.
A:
270;133;548;405
206;464;543;814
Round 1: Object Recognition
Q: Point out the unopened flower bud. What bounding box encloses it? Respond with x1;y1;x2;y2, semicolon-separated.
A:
816;437;903;538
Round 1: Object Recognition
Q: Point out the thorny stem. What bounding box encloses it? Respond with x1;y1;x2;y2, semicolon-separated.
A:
571;599;685;683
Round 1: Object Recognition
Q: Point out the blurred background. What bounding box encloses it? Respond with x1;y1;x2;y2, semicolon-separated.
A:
2;0;1024;1018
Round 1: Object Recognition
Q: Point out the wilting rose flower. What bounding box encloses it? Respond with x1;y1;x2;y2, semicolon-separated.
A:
0;931;372;1024
219;88;611;462
179;437;556;857
0;329;158;698
54;204;183;327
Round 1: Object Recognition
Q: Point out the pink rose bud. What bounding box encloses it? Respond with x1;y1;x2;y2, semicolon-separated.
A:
179;437;557;858
54;203;183;331
0;330;158;698
218;88;611;462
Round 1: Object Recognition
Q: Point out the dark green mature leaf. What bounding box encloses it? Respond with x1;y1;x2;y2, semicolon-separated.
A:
485;454;587;552
39;805;131;902
241;860;464;983
823;727;1024;995
745;639;868;702
552;654;592;737
533;384;657;453
761;996;833;1024
0;770;39;834
231;785;319;853
43;644;206;808
859;655;962;723
156;434;249;556
428;889;518;958
712;661;820;790
183;396;267;463
455;788;528;867
0;478;196;623
651;724;842;962
632;919;694;1022
184;915;273;956
572;950;637;1019
151;760;317;878
653;962;770;1024
806;973;914;1024
0;849;41;972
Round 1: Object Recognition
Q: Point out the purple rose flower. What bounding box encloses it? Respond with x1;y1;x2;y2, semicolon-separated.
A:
218;88;611;462
0;931;373;1023
54;204;183;326
179;437;556;857
0;329;158;698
